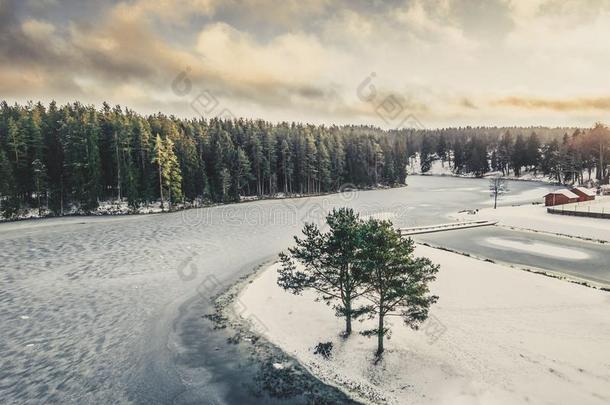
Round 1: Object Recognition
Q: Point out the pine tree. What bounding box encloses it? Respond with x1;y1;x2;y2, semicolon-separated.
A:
393;136;408;183
163;137;183;208
317;141;331;192
7;117;25;165
232;147;253;200
525;132;541;172
151;135;183;210
465;136;489;177
304;133;318;193
497;131;513;175
329;133;345;187
420;134;433;173
152;134;166;210
452;137;466;173
0;149;19;218
279;138;293;193
60;106;101;212
32;158;47;216
358;219;439;357
262;129;276;195
278;208;371;336
372;142;384;184
220;167;231;201
7;117;27;202
249;133;264;195
82;108;102;211
436;133;448;166
511;134;527;177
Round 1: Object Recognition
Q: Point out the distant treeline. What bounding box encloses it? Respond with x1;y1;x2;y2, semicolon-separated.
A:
1;101;608;219
0;101;410;218
414;125;610;183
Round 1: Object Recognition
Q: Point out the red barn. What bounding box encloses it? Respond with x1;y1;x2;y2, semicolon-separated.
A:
544;189;579;206
571;187;596;202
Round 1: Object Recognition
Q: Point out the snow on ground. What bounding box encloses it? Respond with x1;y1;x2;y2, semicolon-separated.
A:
407;157;455;177
481;186;549;206
406;155;557;184
453;197;610;242
550;197;610;215
238;246;610;405
1;200;166;222
361;211;399;221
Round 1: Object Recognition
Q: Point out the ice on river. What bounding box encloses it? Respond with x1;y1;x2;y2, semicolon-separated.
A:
484;236;590;260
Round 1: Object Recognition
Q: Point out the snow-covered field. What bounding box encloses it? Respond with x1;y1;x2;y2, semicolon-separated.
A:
550;197;610;215
238;246;610;405
452;197;610;242
406;156;557;184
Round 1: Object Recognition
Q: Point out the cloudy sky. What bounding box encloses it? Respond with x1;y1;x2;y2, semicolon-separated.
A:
2;0;610;128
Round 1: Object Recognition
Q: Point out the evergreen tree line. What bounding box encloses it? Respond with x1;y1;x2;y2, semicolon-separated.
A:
414;124;610;184
0;101;410;218
2;101;608;219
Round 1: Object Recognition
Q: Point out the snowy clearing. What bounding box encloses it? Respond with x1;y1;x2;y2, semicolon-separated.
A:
406;155;557;184
481;186;548;205
238;246;610;405
452;198;610;242
549;197;610;215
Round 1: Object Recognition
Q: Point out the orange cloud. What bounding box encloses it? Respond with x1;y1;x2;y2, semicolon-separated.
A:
492;96;610;111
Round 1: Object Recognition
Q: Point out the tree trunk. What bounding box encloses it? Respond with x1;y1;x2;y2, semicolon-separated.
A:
60;177;64;215
115;132;121;201
345;297;352;336
36;178;41;216
599;143;603;180
158;165;164;211
284;169;288;193
376;312;384;356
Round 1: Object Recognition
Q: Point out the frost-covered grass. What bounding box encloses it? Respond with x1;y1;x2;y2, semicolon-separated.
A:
238;246;610;405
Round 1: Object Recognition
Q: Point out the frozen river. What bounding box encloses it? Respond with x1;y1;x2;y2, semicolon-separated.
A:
0;176;564;404
414;227;610;284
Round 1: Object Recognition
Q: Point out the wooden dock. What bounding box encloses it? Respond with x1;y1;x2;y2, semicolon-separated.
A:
399;220;497;236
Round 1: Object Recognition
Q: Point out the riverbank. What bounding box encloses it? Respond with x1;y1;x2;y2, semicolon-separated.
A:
196;263;361;404
451;198;610;243
0;184;399;223
237;246;610;405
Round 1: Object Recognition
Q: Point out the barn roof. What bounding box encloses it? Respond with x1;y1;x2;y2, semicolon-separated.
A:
544;189;579;199
572;187;596;197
